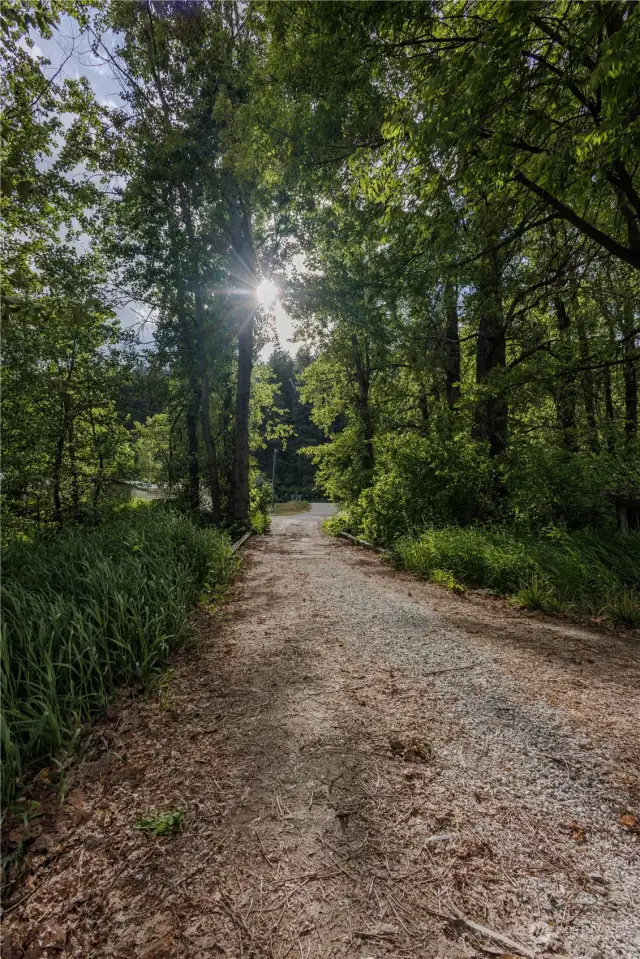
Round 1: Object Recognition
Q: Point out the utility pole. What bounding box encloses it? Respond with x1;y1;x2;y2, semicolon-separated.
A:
271;447;277;507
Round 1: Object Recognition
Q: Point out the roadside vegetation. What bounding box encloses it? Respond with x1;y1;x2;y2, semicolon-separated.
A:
326;513;639;628
0;506;234;804
396;527;640;627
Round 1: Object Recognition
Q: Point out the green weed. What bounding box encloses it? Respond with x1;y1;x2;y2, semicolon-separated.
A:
431;569;466;593
135;809;183;836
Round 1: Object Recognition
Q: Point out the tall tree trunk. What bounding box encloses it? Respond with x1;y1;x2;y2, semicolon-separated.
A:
352;335;374;482
67;416;80;519
52;417;66;524
228;193;258;526
444;281;461;408
553;298;578;452
623;302;638;445
174;295;202;512
193;289;221;522
624;359;638;446
89;410;105;516
52;356;75;523
185;392;201;512
179;197;221;522
145;11;219;518
603;366;615;451
472;257;507;457
575;313;599;453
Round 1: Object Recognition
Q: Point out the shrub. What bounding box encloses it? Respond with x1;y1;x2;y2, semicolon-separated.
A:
1;506;234;803
249;473;272;534
323;513;350;537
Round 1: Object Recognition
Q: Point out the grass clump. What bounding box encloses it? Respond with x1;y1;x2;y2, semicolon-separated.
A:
1;506;234;805
394;526;640;627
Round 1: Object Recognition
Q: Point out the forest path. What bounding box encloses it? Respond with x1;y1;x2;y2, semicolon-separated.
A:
5;518;640;959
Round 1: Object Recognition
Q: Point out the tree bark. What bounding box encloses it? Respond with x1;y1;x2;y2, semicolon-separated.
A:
228;193;258;526
575;313;599;453
623;302;638;446
444;281;461;408
352;335;375;482
553;298;578;452
185;392;201;513
472;256;507;457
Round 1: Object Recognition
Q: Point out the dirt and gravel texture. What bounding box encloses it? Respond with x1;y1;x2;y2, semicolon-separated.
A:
3;515;640;959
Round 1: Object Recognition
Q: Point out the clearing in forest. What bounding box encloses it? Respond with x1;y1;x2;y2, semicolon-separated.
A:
3;513;640;959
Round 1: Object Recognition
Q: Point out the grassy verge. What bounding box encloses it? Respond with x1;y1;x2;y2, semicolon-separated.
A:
272;500;310;515
1;506;234;804
394;526;640;628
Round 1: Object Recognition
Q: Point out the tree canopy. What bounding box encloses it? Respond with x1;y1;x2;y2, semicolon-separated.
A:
2;0;638;542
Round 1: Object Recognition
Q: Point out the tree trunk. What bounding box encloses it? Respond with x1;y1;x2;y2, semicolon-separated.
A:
89;411;105;516
67;415;81;519
185;392;201;512
444;281;461;408
352;335;375;482
623;301;638;445
603;366;615;451
178;194;222;522
228;193;258;526
193;290;221;522
233;312;254;525
553;299;578;452
575;313;599;453
52;419;66;523
472;257;507;457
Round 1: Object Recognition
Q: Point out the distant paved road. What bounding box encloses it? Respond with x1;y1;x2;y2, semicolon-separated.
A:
303;501;337;519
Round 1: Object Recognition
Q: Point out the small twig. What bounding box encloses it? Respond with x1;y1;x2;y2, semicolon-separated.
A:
254;830;275;865
450;906;536;959
421;663;479;678
355;929;396;942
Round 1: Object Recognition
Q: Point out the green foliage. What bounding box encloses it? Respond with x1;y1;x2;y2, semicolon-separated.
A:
133;414;173;488
395;526;640;627
249;473;272;534
256;349;324;501
0;506;234;804
323;513;350;537
135;809;183;837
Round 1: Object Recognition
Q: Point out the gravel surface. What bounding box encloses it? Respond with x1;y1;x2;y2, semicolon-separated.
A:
3;516;639;959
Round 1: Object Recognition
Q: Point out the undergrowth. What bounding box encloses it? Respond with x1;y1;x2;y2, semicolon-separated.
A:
394;526;640;628
1;506;234;805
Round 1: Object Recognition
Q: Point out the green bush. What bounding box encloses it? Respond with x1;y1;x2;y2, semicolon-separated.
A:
394;526;640;627
249;473;272;534
1;506;234;803
323;513;350;537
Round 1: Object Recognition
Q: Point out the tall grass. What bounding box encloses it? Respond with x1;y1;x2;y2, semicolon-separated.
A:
394;526;640;628
1;506;234;804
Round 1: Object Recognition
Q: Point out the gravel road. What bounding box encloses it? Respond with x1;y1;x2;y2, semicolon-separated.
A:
4;514;639;959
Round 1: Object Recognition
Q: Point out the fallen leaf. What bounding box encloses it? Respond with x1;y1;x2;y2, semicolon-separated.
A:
620;813;639;830
562;819;586;843
67;789;87;810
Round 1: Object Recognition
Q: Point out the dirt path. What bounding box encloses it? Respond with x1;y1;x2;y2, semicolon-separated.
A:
4;517;640;959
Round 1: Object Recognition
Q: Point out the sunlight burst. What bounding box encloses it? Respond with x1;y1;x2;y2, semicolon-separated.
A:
256;278;278;308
